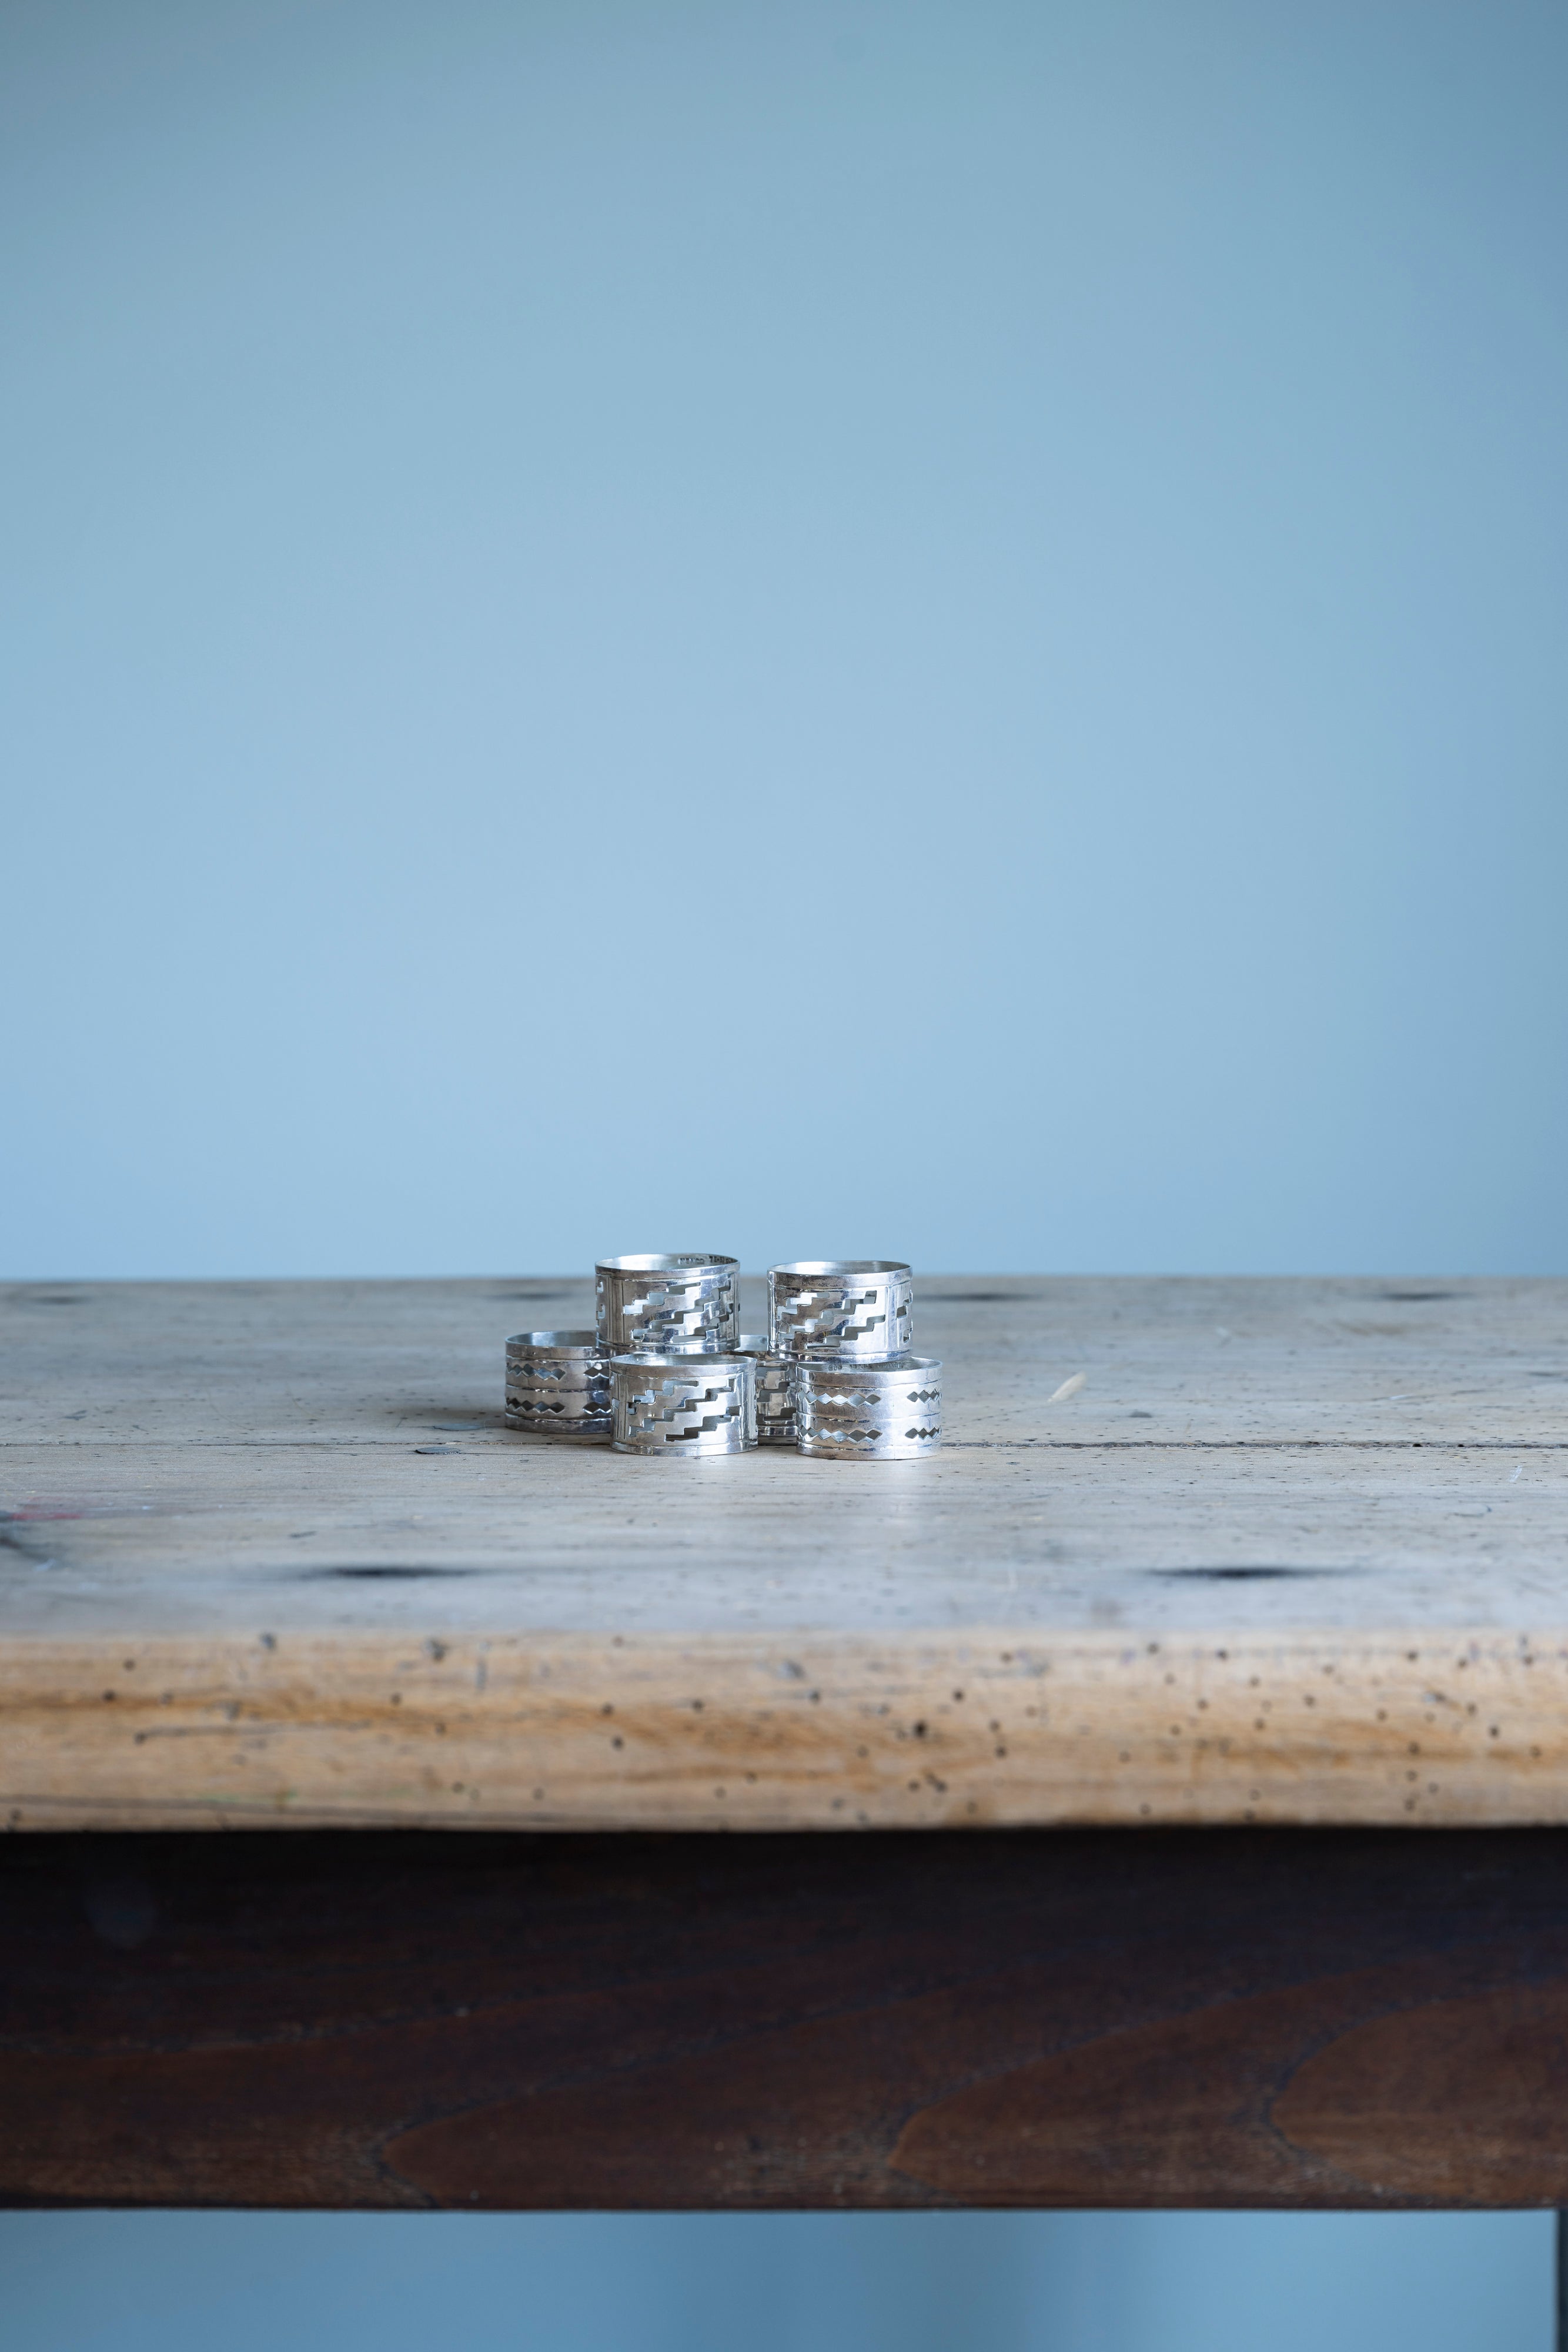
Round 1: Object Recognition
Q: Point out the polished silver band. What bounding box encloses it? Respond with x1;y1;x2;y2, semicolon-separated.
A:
736;1335;797;1446
794;1354;941;1459
596;1255;740;1354
767;1260;914;1361
611;1352;757;1455
504;1330;612;1436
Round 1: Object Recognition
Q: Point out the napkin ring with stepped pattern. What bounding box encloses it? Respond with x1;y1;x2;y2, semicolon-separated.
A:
504;1332;612;1437
611;1352;757;1455
794;1354;941;1458
767;1260;914;1361
737;1334;797;1447
596;1254;740;1354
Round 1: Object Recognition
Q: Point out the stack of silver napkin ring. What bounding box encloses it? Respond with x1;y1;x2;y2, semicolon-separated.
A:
504;1254;941;1459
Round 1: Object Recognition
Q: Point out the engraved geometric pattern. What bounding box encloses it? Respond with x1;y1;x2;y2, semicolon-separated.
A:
504;1372;612;1434
597;1266;740;1354
611;1361;754;1455
503;1360;611;1389
768;1271;914;1361
503;1331;612;1434
794;1359;942;1458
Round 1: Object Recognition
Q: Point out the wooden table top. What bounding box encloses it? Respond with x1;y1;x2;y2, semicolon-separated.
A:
2;1274;1564;1832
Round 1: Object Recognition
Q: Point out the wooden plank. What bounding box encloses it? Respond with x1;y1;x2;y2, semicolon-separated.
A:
5;1825;1568;2210
2;1277;1566;1828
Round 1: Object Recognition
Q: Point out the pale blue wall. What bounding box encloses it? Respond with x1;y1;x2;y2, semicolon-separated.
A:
0;2210;1553;2352
3;0;1565;1279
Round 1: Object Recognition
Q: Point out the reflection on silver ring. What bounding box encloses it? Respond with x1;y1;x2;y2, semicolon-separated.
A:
735;1334;797;1446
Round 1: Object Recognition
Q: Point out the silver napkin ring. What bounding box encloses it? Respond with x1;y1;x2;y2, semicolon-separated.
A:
767;1259;914;1361
794;1354;941;1458
596;1254;740;1354
611;1353;757;1455
504;1331;612;1437
737;1335;797;1447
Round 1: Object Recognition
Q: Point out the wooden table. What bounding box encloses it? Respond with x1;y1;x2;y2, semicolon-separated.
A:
2;1274;1566;2211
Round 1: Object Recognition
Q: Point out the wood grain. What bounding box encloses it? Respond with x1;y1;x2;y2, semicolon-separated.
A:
2;1277;1565;1828
5;1826;1568;2209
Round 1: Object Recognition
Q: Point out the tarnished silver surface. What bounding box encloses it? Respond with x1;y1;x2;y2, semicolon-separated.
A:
736;1335;796;1446
503;1329;611;1438
767;1260;914;1361
596;1255;740;1354
794;1354;941;1459
611;1352;757;1455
